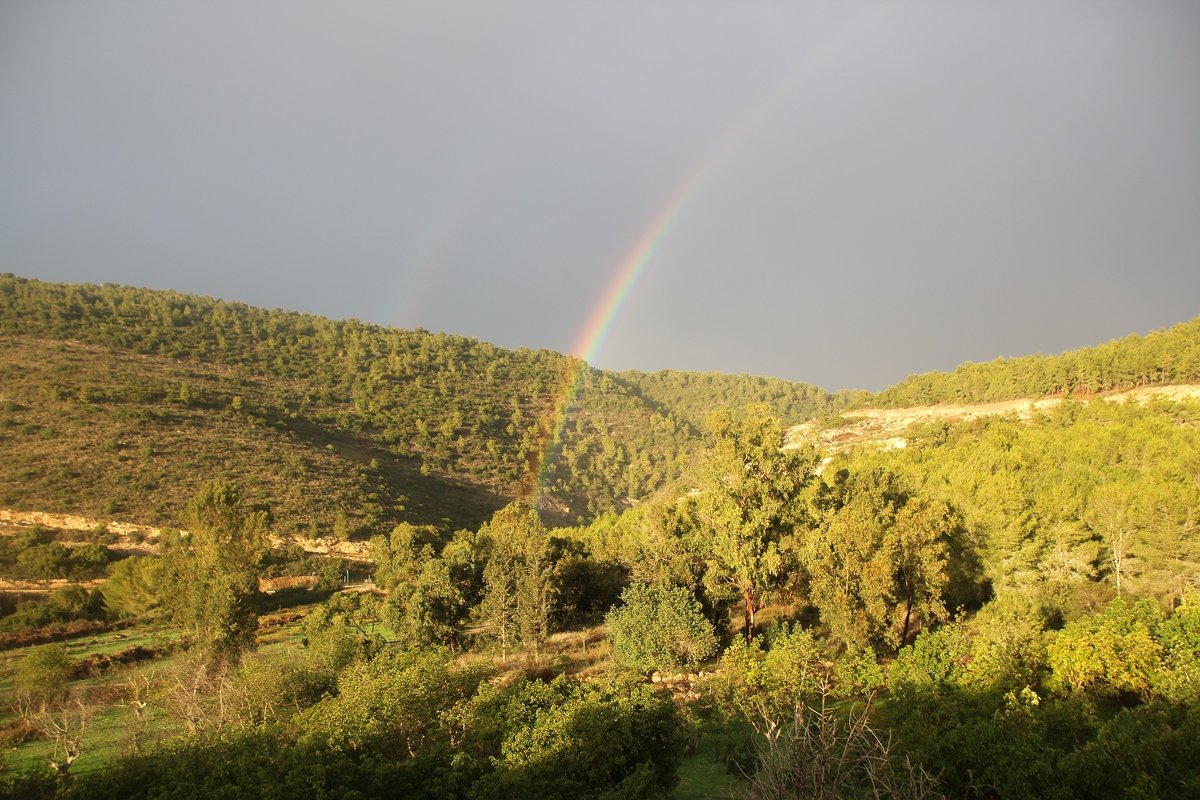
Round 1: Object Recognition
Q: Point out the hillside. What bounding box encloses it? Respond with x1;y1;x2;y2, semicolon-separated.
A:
613;368;866;428
4;277;1200;800
0;336;502;533
872;315;1200;407
4;273;1198;535
0;275;708;528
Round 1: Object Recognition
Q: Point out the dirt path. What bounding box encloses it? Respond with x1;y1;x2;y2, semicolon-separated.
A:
0;578;104;594
0;509;371;560
0;509;166;542
787;384;1200;453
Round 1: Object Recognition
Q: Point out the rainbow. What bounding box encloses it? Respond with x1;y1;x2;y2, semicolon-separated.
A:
572;168;705;365
528;64;811;509
523;166;705;508
563;3;886;370
518;9;883;511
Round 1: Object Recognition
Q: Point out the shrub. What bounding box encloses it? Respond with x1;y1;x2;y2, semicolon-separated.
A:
704;626;827;739
605;582;718;674
1047;598;1162;700
101;556;167;617
747;699;944;800
1151;599;1200;702
890;623;971;694
468;676;685;800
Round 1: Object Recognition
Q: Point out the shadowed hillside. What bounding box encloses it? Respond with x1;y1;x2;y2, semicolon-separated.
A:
612;368;867;428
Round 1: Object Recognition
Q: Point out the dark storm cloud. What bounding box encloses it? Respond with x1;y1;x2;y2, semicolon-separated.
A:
2;1;1198;390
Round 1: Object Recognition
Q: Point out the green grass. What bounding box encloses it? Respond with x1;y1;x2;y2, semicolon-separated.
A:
0;596;329;778
674;722;750;800
2;703;149;778
0;620;178;736
0;621;176;675
257;611;318;651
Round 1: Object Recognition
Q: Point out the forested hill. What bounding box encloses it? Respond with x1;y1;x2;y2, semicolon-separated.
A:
5;273;1198;533
614;316;1200;419
872;316;1200;408
613;369;867;428
0;275;704;528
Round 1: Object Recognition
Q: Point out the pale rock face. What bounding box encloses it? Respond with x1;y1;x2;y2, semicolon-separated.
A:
786;385;1200;454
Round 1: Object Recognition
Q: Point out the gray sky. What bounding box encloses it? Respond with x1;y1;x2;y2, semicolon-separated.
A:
2;1;1198;391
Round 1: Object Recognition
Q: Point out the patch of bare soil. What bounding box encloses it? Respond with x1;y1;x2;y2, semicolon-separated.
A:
0;509;371;560
787;384;1200;453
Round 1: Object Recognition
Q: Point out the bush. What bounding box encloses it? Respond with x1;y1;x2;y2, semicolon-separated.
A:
0;587;106;633
14;643;74;705
833;647;886;697
1058;701;1200;799
890;624;971;694
747;699;944;800
468;676;685;800
67;543;111;579
960;596;1048;693
101;556;167;617
58;668;686;800
1152;600;1200;702
704;626;827;738
13;543;72;581
605;583;718;674
1047;598;1162;700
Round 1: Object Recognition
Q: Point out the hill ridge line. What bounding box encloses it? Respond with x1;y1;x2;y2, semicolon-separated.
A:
789;383;1200;452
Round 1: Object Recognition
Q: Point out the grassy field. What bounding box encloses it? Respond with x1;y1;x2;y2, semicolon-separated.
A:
0;602;322;775
674;723;749;800
0;619;178;778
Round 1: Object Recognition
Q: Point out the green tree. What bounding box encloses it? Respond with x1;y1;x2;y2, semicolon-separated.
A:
168;480;269;668
369;523;442;591
959;595;1050;694
1152;597;1200;702
893;496;956;646
804;469;952;652
15;543;72;582
1047;598;1162;700
394;558;468;649
11;644;90;778
300;648;489;758
468;676;685;800
477;502;557;661
1085;482;1141;597
690;408;819;642
369;523;468;647
100;556;167;617
889;624;971;695
704;626;827;741
516;523;556;660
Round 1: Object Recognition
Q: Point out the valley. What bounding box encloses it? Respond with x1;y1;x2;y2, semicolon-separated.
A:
2;276;1200;800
